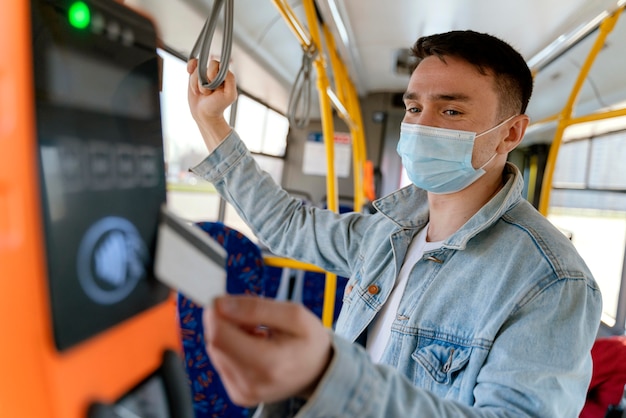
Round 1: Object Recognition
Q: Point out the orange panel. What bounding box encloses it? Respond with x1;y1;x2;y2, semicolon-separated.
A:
0;1;52;416
47;297;181;416
0;2;183;416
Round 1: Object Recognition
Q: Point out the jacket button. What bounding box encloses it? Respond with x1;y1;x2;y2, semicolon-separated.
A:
367;284;380;295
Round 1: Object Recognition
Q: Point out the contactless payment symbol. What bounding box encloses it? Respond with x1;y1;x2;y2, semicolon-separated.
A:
77;217;148;305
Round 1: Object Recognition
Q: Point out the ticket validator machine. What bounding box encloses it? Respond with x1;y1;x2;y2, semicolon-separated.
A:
0;0;193;416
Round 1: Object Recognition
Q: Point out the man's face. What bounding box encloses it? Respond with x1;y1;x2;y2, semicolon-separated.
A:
402;55;504;169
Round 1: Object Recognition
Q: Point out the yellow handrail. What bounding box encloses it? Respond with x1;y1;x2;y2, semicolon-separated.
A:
567;107;626;125
270;0;314;52
538;6;623;215
263;256;326;273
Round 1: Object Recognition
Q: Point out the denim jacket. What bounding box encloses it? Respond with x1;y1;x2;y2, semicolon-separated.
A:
192;131;602;417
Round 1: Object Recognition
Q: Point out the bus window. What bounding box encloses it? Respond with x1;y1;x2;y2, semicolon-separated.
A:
226;94;289;237
234;94;289;157
547;118;626;329
159;48;230;182
159;51;289;233
158;48;229;222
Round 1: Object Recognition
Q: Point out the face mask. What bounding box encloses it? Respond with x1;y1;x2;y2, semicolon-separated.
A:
396;115;515;194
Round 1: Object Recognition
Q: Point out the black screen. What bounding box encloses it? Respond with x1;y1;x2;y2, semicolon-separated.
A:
31;0;169;350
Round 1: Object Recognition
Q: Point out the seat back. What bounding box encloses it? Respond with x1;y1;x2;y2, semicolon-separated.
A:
300;271;348;325
177;222;265;418
580;336;626;418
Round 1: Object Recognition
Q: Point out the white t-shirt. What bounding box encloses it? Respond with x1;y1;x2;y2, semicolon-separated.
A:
366;225;443;363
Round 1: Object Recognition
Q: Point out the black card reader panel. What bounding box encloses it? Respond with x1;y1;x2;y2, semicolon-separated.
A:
31;0;169;350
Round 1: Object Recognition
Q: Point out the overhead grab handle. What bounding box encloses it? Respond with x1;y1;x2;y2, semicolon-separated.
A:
288;48;316;129
190;0;234;90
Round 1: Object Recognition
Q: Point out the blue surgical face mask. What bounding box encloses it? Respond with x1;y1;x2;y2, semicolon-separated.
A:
396;116;516;194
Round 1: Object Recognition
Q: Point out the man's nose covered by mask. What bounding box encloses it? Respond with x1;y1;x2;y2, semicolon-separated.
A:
396;116;515;194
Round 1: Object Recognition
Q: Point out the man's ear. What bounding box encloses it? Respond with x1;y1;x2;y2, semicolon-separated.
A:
497;114;530;153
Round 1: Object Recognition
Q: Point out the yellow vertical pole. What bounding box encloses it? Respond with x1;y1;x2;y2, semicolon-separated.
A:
538;8;622;215
271;0;369;327
526;154;538;203
347;79;368;211
322;23;367;212
301;0;338;328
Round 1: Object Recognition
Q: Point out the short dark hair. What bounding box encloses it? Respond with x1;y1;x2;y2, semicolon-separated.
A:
410;30;533;117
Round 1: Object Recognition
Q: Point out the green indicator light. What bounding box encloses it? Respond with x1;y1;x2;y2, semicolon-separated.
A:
68;1;91;29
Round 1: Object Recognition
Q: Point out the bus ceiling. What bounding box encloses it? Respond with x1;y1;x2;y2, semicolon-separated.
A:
125;0;626;144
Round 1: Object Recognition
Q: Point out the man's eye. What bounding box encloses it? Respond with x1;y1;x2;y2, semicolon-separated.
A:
406;107;420;113
444;109;461;116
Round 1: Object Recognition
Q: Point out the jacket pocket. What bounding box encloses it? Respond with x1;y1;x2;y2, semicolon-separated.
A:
411;342;471;395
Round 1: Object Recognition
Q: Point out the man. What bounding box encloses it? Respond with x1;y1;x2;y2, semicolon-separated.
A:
187;30;601;417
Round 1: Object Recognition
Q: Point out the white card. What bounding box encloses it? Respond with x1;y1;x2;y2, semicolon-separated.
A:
154;207;227;306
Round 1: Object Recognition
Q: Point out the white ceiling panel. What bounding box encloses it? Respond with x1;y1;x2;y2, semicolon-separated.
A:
133;0;626;130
